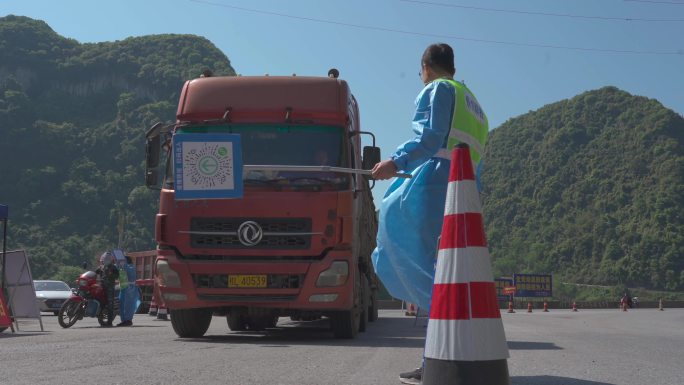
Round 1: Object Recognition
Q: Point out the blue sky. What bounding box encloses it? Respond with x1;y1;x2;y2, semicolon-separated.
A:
3;0;684;199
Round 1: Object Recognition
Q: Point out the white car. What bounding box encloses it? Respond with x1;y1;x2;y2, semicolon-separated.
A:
34;280;72;315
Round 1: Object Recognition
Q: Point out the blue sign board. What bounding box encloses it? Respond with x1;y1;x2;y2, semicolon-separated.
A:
495;278;514;301
514;273;553;298
173;133;243;200
0;204;7;220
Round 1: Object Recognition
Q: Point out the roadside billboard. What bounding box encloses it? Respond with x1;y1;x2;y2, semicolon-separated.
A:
514;273;552;297
495;278;514;301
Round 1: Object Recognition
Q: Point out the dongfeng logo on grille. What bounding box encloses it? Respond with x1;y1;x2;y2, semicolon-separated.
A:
237;221;263;246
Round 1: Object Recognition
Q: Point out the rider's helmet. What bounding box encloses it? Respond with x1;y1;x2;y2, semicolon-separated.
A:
100;251;114;265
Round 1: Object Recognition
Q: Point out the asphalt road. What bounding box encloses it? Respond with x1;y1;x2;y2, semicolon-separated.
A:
1;308;682;385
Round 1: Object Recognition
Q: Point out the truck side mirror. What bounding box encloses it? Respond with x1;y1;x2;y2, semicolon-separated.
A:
145;122;164;190
145;168;159;189
362;146;380;170
146;135;161;169
145;135;161;189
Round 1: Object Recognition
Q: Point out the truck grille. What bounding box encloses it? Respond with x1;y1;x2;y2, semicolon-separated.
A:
189;217;312;249
181;254;325;262
197;294;297;302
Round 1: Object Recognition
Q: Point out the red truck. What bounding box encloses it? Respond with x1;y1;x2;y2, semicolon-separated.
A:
144;70;381;338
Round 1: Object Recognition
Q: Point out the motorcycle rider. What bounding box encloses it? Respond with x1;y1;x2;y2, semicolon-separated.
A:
96;252;118;327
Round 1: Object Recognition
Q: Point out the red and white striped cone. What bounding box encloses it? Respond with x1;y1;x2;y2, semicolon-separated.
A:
423;144;510;385
406;302;417;316
156;303;168;320
148;298;158;316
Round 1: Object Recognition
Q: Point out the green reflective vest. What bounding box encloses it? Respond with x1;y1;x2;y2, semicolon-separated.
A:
435;79;488;166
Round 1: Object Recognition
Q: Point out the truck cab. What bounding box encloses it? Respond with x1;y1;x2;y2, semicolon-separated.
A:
145;72;380;338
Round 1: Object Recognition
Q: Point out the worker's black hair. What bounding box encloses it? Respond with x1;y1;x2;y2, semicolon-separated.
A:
421;43;455;76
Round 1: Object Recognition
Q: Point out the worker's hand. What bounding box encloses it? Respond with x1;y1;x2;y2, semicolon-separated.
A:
371;160;398;180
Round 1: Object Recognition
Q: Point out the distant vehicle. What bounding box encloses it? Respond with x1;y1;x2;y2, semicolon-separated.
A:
34;280;72;315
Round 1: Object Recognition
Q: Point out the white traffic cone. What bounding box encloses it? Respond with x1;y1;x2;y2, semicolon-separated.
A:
422;144;510;385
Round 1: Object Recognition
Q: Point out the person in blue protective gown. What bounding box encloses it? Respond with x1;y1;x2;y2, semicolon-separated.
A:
371;45;457;311
371;43;488;385
116;256;141;327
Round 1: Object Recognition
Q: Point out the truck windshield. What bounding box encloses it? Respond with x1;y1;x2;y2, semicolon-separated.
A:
164;124;350;190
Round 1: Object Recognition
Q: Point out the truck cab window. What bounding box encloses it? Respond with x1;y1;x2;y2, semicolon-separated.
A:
167;124;350;190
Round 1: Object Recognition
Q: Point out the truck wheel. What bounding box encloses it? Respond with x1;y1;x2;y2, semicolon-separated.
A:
368;288;379;322
170;308;212;338
330;268;361;339
246;316;274;331
227;312;248;331
359;274;370;332
330;309;360;339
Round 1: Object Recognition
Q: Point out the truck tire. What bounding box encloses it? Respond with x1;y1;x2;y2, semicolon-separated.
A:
330;268;362;339
246;315;277;331
330;309;360;339
359;274;370;332
368;288;379;322
170;308;213;338
227;312;248;331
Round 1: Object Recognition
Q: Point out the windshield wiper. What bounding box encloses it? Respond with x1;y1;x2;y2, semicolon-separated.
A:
284;177;341;187
243;178;283;186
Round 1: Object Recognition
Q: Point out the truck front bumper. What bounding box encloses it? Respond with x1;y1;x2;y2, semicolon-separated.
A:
155;248;356;311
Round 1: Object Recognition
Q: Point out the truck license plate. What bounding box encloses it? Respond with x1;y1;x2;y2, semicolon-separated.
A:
228;275;267;288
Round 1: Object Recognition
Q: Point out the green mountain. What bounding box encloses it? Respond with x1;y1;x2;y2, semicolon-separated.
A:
0;15;235;278
482;86;684;292
2;16;683;296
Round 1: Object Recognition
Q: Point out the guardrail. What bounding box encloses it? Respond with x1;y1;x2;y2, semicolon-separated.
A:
499;300;684;309
379;299;684;311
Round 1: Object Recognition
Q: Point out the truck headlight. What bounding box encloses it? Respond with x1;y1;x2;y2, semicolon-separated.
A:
316;261;348;287
156;260;182;288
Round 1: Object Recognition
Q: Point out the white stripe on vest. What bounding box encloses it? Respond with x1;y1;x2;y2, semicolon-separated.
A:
448;130;484;157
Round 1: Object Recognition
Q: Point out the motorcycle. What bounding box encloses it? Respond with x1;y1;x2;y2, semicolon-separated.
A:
57;270;117;328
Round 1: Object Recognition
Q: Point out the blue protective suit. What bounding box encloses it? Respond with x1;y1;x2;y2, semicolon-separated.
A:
118;263;141;322
372;80;456;310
